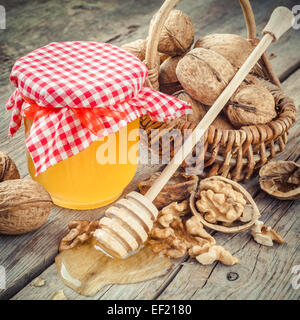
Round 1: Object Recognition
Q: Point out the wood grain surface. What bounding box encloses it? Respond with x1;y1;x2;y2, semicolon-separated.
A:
0;0;299;300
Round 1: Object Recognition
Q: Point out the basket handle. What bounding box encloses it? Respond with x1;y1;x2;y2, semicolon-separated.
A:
144;0;179;89
144;0;280;90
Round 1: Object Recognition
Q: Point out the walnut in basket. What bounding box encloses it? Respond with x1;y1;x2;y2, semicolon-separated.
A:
121;39;147;61
152;9;194;56
176;48;235;105
172;90;207;123
159;56;183;95
225;76;276;128
194;33;255;70
172;90;234;129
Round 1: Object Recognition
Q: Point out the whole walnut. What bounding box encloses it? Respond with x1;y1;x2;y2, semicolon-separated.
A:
0;179;52;235
194;33;255;69
159;53;170;64
212;114;234;130
153;9;194;56
172;90;234;129
225;77;276;128
159;56;183;95
176;48;235;105
121;39;147;61
0;151;20;182
172;90;206;123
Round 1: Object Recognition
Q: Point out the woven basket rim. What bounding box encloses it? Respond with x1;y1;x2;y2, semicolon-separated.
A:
139;0;297;181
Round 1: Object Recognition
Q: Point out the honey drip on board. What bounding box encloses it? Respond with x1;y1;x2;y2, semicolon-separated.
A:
55;238;172;297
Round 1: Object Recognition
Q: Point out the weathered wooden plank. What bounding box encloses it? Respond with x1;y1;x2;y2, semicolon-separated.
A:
11;69;300;300
1;0;299;300
0;0;299;87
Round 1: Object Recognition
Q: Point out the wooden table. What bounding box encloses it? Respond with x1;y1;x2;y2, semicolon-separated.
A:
0;0;299;300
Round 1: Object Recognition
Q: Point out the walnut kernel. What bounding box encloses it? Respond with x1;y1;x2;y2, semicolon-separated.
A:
148;200;216;259
196;179;247;225
196;245;239;266
251;220;285;246
59;220;101;252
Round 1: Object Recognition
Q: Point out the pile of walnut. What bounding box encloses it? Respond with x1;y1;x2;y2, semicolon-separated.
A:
148;200;239;266
121;9;277;129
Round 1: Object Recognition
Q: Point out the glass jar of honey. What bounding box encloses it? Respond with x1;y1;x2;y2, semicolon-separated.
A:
7;41;191;211
24;118;139;210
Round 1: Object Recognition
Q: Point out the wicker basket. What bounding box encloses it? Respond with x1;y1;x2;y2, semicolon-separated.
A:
139;0;297;182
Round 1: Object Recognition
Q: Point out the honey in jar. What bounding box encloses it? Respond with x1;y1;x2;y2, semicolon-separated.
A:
24;118;139;209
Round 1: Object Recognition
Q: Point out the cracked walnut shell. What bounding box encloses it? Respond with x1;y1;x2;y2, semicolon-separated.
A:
259;161;300;200
139;172;198;210
176;48;235;105
190;176;260;233
153;9;194;56
0;151;20;182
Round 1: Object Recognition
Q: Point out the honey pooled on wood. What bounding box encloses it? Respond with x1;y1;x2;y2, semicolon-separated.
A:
55;238;172;297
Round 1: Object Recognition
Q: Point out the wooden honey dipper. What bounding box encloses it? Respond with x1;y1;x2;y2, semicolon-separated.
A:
94;7;294;259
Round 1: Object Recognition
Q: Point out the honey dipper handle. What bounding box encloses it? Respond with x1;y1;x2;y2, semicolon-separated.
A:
262;7;294;41
145;6;293;202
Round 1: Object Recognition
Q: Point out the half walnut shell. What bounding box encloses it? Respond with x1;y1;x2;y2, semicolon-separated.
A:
259;161;300;200
190;176;260;233
139;172;198;210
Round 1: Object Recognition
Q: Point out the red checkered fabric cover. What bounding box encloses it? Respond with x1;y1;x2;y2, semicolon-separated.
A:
6;41;192;175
